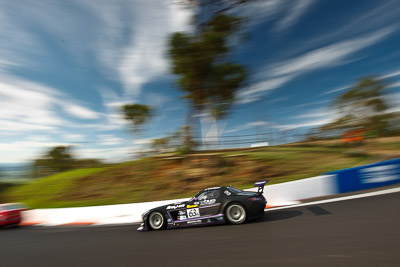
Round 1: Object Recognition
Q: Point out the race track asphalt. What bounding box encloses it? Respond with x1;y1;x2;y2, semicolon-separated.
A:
1;191;399;267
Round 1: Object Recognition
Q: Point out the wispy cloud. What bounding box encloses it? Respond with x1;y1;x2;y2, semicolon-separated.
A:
237;76;292;104
321;68;400;95
389;82;400;88
276;118;333;130
225;121;268;134
97;134;123;146
239;26;396;104
0;140;75;163
0;74;102;132
299;0;400;49
62;134;86;142
271;27;394;77
382;68;400;79
274;0;315;32
321;85;351;95
83;0;191;100
290;106;336;120
60;103;101;120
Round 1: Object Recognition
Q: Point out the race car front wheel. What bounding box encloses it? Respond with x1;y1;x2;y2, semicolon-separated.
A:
225;203;246;225
148;211;165;230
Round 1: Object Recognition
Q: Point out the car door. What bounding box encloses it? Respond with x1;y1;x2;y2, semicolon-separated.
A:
196;188;222;217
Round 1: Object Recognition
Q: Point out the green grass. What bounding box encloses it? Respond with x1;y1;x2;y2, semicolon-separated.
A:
2;139;400;208
2;168;106;208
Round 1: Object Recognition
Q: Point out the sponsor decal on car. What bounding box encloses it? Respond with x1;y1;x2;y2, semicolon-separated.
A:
224;190;231;195
166;204;185;210
187;204;198;208
187;208;200;218
187;219;202;224
200;199;216;205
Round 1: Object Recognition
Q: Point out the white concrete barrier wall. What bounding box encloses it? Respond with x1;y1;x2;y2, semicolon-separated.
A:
22;198;189;226
247;175;337;206
22;175;337;226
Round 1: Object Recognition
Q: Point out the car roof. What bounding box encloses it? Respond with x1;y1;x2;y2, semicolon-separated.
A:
203;186;222;191
0;203;25;208
0;203;19;206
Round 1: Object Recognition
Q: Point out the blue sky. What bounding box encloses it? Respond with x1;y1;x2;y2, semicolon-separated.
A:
0;0;399;163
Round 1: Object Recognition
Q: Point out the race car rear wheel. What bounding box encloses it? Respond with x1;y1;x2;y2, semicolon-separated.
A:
225;203;246;225
148;211;165;230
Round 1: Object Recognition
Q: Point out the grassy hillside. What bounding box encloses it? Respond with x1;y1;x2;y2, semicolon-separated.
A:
3;137;400;208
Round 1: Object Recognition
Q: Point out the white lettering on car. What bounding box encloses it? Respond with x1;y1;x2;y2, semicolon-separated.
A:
166;203;185;210
200;199;216;205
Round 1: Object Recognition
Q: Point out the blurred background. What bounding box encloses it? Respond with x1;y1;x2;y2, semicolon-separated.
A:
0;0;399;208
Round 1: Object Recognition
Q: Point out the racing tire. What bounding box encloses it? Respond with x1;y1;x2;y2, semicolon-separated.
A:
225;203;246;225
148;211;166;230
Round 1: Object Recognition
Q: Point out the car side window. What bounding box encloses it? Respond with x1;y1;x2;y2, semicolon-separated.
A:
198;189;220;200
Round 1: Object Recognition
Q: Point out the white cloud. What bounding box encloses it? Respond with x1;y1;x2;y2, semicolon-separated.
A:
84;0;191;100
237;76;292;104
291;108;335;120
0;80;65;131
225;121;268;134
61;103;102;120
0;140;75;163
239;26;396;104
320;68;400;96
132;138;153;145
276;118;333;130
26;135;53;142
271;27;394;78
389;82;400;88
274;0;315;32
0;119;56;132
0;74;102;133
76;145;148;163
299;0;400;50
63;134;86;142
382;69;400;79
97;134;123;146
321;85;351;95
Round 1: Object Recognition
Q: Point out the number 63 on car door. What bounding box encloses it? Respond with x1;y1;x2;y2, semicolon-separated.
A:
187;208;200;218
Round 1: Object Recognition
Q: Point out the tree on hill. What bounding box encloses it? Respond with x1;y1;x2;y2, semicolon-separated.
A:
168;0;249;149
324;75;392;137
122;104;153;133
151;137;170;153
33;146;75;177
122;104;154;156
32;146;103;178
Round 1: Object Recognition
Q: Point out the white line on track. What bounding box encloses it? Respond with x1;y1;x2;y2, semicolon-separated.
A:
265;186;400;211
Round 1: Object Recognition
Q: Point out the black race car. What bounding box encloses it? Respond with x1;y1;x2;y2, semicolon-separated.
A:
137;180;268;231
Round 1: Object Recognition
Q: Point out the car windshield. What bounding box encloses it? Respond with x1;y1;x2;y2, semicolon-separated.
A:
189;191;201;202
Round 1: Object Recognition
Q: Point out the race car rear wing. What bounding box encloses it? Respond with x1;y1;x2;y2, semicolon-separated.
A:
254;180;269;194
